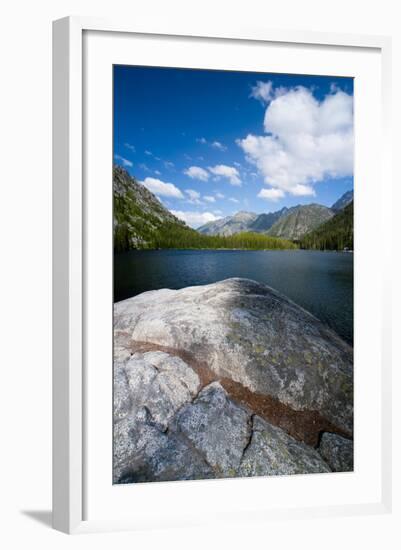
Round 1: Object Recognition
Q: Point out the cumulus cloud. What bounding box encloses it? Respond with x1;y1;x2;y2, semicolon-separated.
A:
250;81;288;105
208;165;241;186
250;81;274;104
229;197;239;203
184;166;210;181
141;177;184;198
215;192;225;199
114;154;133;168
257;188;285;201
204;195;216;203
238;85;353;197
185;189;202;204
171;210;221;228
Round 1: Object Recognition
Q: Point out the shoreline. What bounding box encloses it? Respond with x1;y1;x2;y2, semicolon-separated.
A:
115;247;353;254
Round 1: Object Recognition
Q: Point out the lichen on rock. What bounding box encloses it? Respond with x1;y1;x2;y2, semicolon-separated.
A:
113;278;353;483
318;432;354;472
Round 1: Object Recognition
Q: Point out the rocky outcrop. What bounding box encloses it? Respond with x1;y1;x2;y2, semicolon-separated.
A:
239;416;331;477
318;432;354;472
114;352;330;483
114;278;353;482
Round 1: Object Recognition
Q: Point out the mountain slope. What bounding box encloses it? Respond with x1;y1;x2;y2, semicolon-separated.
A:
114;166;297;251
248;207;291;232
198;208;292;236
198;211;257;236
114;165;193;250
300;201;353;250
267;204;334;240
331;190;353;211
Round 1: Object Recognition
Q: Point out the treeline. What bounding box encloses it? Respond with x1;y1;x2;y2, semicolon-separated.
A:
115;223;297;252
114;165;297;252
300;202;353;251
154;228;297;250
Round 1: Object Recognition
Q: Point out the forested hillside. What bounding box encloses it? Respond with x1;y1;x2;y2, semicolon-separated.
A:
114;166;296;251
267;204;334;240
300;202;353;250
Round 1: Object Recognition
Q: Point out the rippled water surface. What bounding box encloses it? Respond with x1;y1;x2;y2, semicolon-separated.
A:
114;249;353;344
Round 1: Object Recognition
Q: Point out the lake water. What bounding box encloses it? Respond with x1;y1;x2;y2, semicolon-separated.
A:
114;249;353;345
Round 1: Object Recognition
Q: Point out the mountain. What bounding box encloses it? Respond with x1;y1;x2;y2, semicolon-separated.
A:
300;201;353;250
113;167;296;251
248;207;291;232
198;208;292;236
266;204;334;240
331;190;353;211
114;165;192;250
198;211;258;236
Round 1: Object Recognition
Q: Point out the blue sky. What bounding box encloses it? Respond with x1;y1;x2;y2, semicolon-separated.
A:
114;66;353;228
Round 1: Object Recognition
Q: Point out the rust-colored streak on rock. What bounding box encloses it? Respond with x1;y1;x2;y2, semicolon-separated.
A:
219;378;350;447
126;339;351;447
128;340;216;387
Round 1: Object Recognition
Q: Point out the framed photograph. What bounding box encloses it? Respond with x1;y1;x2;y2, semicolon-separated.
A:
52;17;392;534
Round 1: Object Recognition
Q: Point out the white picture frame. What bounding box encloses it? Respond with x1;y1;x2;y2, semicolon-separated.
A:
52;16;392;534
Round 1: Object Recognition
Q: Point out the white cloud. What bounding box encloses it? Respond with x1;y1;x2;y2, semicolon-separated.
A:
184;166;210;181
215;192;225;199
211;141;227;151
154;169;161;176
250;81;288;105
250;81;274;104
208;165;241;186
114;154;133;168
124;143;136;153
171;210;221;228
141;177;184;198
257;188;285;201
186;189;201;200
196;137;227;151
238;85;353;197
229;197;239;203
291;184;315;196
164;161;175;169
204;195;216;203
185;189;202;204
145;150;152;156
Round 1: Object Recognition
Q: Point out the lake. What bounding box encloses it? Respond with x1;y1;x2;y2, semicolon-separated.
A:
114;249;353;345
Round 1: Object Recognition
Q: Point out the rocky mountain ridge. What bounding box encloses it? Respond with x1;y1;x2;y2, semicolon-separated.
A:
198;211;258;236
331;189;354;211
267;204;334;240
198;190;353;240
114;165;190;250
